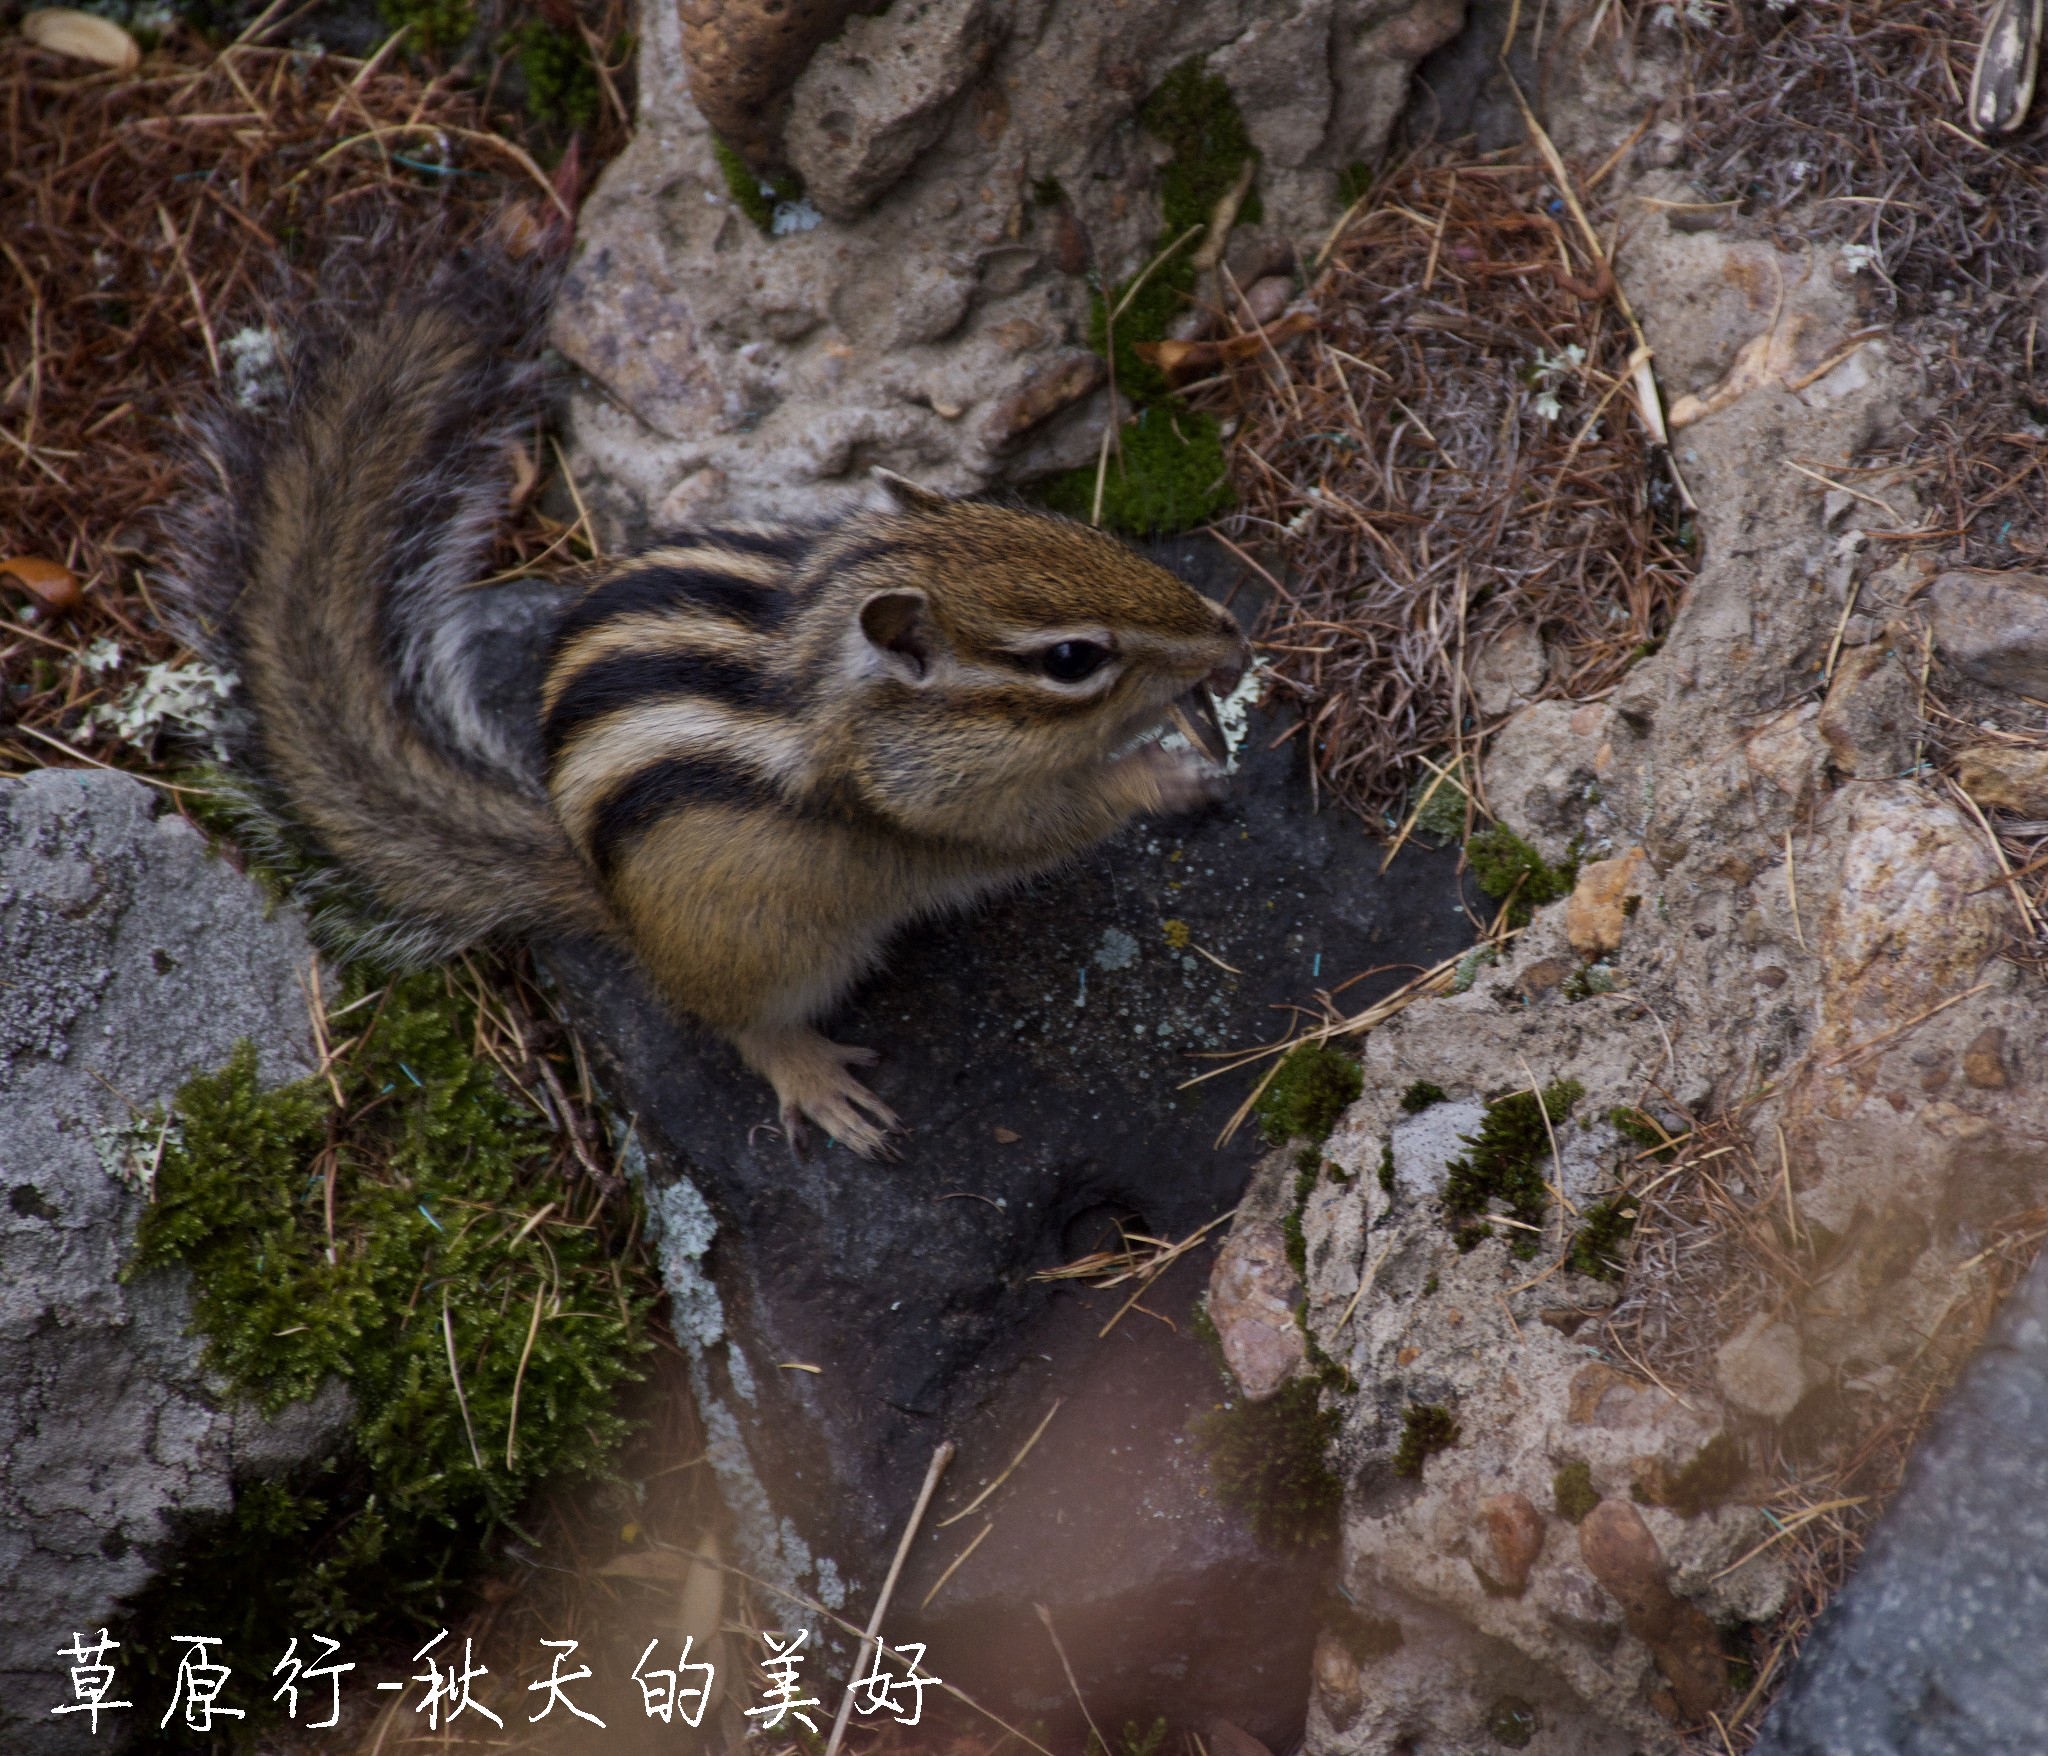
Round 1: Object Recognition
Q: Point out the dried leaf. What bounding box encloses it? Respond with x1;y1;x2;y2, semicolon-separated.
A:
1;554;83;614
21;8;140;72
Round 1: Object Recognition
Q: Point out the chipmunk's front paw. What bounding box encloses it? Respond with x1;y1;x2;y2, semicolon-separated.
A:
738;1026;902;1160
1120;742;1230;816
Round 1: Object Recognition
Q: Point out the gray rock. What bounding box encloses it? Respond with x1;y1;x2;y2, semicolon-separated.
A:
1926;568;2048;696
785;0;999;221
1752;1245;2048;1755
0;770;342;1754
556;0;1465;528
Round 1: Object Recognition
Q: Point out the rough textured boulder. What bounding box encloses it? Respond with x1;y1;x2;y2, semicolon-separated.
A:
0;770;339;1754
554;0;1465;530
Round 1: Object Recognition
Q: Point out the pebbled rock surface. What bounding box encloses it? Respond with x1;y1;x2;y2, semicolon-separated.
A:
0;769;337;1754
490;537;1479;1737
553;0;1464;531
1750;1242;2048;1756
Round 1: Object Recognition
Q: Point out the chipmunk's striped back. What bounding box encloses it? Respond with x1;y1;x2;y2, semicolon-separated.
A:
168;266;1248;1158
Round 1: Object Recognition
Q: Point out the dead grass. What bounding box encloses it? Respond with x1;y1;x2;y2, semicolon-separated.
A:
0;8;625;772
1670;0;2048;563
1202;152;1693;828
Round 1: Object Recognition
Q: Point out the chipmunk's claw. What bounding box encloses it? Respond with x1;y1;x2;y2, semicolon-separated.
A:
745;1026;902;1161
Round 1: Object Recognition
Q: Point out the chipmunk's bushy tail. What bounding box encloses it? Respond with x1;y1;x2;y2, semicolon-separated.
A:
161;257;614;962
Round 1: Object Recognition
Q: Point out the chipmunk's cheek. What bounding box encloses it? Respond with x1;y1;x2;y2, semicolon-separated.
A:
1206;656;1246;695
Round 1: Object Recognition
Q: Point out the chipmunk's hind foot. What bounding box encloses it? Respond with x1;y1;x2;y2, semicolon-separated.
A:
738;1026;901;1161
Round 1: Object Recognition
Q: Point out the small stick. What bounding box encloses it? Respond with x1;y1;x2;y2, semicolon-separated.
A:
1775;1123;1804;1252
1783;829;1808;951
919;1520;993;1611
823;1440;956;1756
1035;1605;1106;1756
441;1297;484;1472
938;1401;1061;1527
1520;1054;1578;1217
504;1285;546;1468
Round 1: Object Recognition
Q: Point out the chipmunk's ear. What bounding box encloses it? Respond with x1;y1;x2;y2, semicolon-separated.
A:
858;588;937;682
870;467;950;512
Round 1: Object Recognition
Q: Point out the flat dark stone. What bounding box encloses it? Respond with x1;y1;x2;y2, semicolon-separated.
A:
1752;1247;2048;1755
479;538;1477;1736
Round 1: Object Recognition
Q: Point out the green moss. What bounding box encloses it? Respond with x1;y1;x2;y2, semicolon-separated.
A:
121;971;648;1692
376;0;475;56
505;20;602;135
1409;760;1471;842
1283;1153;1320;1275
1196;1378;1341;1549
1565;1197;1637;1281
1466;828;1578;928
713;135;804;234
1399;1079;1450;1114
1441;1080;1584;1260
1336;162;1374;209
1035;59;1258;536
1637;1433;1746;1518
1039;404;1233;535
1256;1041;1365;1148
1552;1459;1599;1523
1449;943;1497;994
1610;1104;1680;1161
1392;1402;1459;1479
1378;1140;1396;1197
1422;1271;1438;1295
1486;1697;1539;1748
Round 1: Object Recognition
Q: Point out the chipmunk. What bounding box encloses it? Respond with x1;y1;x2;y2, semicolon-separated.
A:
166;269;1247;1157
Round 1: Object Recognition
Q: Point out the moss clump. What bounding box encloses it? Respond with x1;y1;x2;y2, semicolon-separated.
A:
1399;1079;1450;1114
1196;1378;1342;1549
1636;1433;1746;1517
1140;58;1263;239
713;135;804;233
1377;1140;1396;1196
377;0;475;55
1449;943;1497;994
1562;961;1617;1001
1336;161;1374;209
1038;59;1256;534
1039;404;1232;535
1422;1271;1439;1295
1610;1104;1680;1161
1466;827;1578;928
122;971;648;1689
1552;1459;1599;1523
1441;1079;1584;1259
1256;1041;1365;1147
505;20;603;135
1565;1196;1637;1281
1393;1402;1460;1478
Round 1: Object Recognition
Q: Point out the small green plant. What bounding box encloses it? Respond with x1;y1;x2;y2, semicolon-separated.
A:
1393;1402;1460;1478
1088;1719;1168;1756
1336;161;1374;208
1422;1271;1439;1295
1552;1459;1599;1523
1441;1079;1584;1258
1196;1378;1342;1549
1256;1041;1365;1147
1565;1196;1637;1281
1466;827;1578;928
1562;961;1617;1001
713;135;804;233
1378;1140;1396;1196
1399;1079;1450;1113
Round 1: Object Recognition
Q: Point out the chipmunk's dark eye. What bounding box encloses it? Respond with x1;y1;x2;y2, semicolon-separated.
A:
1041;640;1110;683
